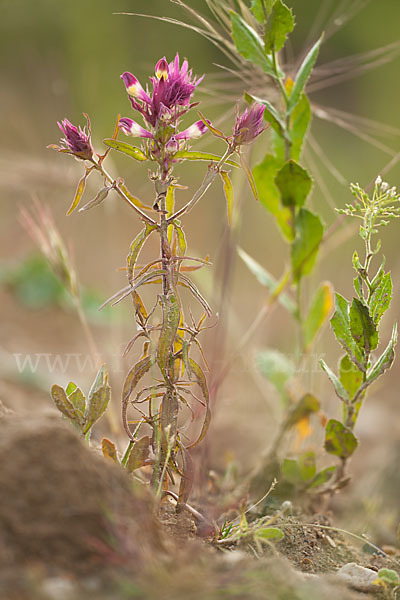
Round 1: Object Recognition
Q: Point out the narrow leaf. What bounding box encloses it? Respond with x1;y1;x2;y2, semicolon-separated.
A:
367;322;397;384
289;93;311;161
330;293;364;364
186;358;211;449
83;364;111;433
67;173;87;215
256;527;284;541
370;272;392;325
51;384;84;427
173;222;187;257
308;466;336;489
157;291;181;376
291;208;324;282
303;282;334;349
79;186;110;212
240;154;258;201
238;247;297;315
288;34;323;113
283;393;320;428
103;138;147;161
339;355;363;401
174;150;239;167
127;224;156;285
102;438;119;464
122;356;153;440
220;170;234;226
320;359;350;402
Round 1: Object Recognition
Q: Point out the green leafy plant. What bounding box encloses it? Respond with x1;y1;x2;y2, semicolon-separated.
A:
320;177;399;488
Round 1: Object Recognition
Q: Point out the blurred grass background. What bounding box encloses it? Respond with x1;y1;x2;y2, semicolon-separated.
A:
0;0;399;541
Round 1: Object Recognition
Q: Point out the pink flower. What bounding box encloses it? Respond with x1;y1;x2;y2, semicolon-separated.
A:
232;104;266;145
175;120;208;141
118;118;154;139
55;117;93;160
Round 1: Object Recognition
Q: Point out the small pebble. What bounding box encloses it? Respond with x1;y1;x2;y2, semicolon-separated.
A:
336;562;380;592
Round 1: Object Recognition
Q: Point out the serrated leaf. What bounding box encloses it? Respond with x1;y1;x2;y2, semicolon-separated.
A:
320;359;350;402
324;418;358;459
245;92;286;136
157;291;181;375
367;322;397;384
126;435;150;473
83;365;111;433
173;150;239;168
339;355;363;401
275;160;312;208
237;247;297;315
256;527;284;541
253;153;294;241
288;34;323;113
220;170;234;226
186;358;210;449
291;208;323;282
298;451;316;481
330;293;363;363
289;93;311;161
103;138;147;161
250;0;274;23
230;11;275;76
284;393;320;428
102;438;119;464
350;298;378;353
308;466;336;489
264;0;294;54
79;186;110;212
370;272;392;325
257;349;295;400
67;173;87;215
304;282;334;349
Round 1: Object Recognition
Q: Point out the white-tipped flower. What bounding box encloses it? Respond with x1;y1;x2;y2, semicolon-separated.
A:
375;175;382;186
118;118;154;139
381;181;389;192
175;120;208;141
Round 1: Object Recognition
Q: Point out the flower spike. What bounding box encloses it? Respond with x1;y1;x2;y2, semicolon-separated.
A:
53;117;93;160
233;104;266;146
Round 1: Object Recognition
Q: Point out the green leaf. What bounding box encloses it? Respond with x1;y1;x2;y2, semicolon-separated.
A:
339;355;363;401
298;451;316;481
367;322;397;384
275;160;312;208
83;364;111;433
257;349;295;400
308;466;336;489
174;150;239;168
253;153;294;241
67;385;86;416
320;359;350;402
288;34;323;113
126;435;150;473
240;154;258;201
255;527;284;541
289;93;311;161
173;221;187;257
370;272;392;325
304;282;334;349
330;293;363;363
250;0;275;23
282;458;302;484
377;568;400;586
79;186;110;212
230;11;275;76
283;393;320;428
350;298;378;353
324;419;358;459
220;170;234;226
122;357;153;440
291;208;324;282
244;92;286;136
186;358;211;449
103;138;147;161
127;224;157;285
67;172;87;215
157;291;181;376
264;0;294;54
51;384;84;427
237;247;297;316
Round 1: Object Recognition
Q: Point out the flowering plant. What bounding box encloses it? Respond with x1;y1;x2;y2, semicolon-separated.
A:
49;53;266;502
